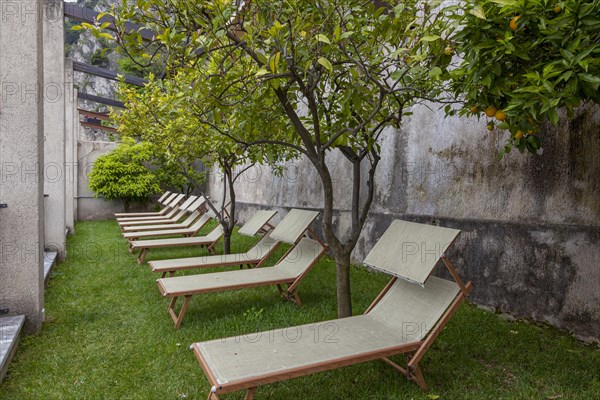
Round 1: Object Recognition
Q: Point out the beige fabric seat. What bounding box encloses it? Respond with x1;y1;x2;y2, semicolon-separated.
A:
150;234;279;277
114;191;173;218
195;276;458;388
119;196;206;229
157;228;326;329
122;206;203;233
149;210;280;277
147;209;317;277
131;224;224;264
124;211;214;241
190;219;473;400
116;193;186;222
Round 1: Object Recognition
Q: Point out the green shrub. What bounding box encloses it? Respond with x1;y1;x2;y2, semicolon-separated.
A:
88;138;161;211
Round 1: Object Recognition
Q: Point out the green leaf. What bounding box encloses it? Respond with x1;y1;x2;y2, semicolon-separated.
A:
99;32;114;40
421;35;441;42
315;34;331;44
317;57;333;73
578;73;600;89
548;108;559;125
256;68;269;77
469;5;486;20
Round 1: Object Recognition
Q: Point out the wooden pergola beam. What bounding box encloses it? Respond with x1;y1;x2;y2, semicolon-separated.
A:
64;3;155;41
77;92;125;108
80;121;118;133
78;109;111;121
73;61;148;87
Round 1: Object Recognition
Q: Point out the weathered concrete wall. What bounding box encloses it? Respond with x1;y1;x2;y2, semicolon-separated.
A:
0;0;46;333
42;0;66;260
76;140;122;220
206;103;600;342
64;59;76;233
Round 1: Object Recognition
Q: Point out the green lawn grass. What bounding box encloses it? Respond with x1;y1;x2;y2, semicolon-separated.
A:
1;220;598;399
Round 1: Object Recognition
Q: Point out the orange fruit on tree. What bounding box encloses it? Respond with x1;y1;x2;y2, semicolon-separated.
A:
444;46;453;56
495;110;507;121
484;106;497;117
470;105;479;114
554;5;562;13
509;15;521;31
514;130;524;140
487;122;494;131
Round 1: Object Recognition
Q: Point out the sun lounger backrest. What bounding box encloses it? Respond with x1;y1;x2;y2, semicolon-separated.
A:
166;193;186;208
177;195;198;211
162;192;178;206
181;210;201;225
157;191;171;204
275;237;324;277
245;234;279;259
185;196;206;212
238;210;278;236
363;220;461;285
189;213;213;231
205;224;224;241
269;209;319;245
367;276;459;341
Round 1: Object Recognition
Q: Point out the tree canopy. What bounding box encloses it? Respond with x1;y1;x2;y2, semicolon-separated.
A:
449;0;600;155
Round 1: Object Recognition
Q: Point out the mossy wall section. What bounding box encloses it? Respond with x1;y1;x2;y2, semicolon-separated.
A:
206;103;600;342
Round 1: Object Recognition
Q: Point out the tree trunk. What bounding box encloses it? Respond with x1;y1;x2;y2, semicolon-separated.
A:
335;252;353;318
123;199;130;213
223;229;232;254
221;161;237;255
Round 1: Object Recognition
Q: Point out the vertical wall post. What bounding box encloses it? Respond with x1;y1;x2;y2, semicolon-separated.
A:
64;58;75;234
0;0;46;333
42;0;66;259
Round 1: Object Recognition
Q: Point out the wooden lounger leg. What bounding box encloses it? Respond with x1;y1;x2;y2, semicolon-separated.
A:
244;387;257;400
207;392;220;400
277;284;302;306
207;243;216;255
411;365;428;391
167;295;192;329
128;242;134;253
290;292;302;306
382;357;429;391
137;248;149;264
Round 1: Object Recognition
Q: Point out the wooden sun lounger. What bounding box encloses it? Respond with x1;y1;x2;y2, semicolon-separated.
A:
121;198;207;233
118;196;205;229
189;219;473;399
114;191;172;218
148;210;280;277
124;211;214;242
157;236;327;329
131;224;225;264
150;234;279;277
116;193;186;222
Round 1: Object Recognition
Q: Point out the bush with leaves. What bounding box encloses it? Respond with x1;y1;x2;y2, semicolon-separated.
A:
449;0;600;155
88;138;162;211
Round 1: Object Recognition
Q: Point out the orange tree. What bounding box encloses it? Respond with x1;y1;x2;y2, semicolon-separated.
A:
448;0;600;155
87;0;457;318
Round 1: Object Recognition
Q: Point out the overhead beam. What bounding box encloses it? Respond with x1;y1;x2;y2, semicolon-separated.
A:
78;92;125;108
73;61;148;87
80;121;118;133
64;3;155;41
78;109;111;121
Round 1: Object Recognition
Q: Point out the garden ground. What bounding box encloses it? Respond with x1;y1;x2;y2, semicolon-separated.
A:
1;220;599;399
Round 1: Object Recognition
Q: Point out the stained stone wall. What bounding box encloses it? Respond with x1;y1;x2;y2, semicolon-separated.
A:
206;103;600;343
